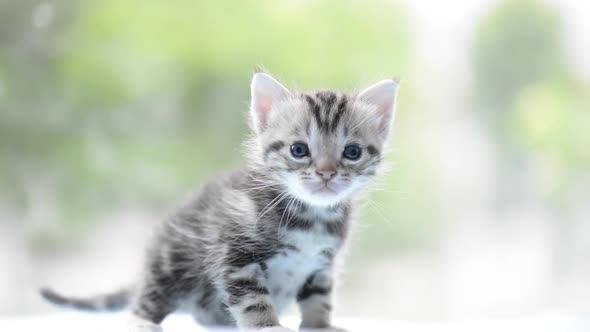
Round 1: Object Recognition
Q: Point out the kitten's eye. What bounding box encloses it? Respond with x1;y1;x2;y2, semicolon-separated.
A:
290;142;310;158
343;144;362;160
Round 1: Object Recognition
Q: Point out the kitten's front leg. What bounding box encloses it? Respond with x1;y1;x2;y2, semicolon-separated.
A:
128;315;164;332
222;264;294;332
297;270;347;332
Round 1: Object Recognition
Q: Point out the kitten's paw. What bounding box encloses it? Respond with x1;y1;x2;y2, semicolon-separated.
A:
128;324;163;332
299;326;348;332
256;326;296;332
128;315;164;332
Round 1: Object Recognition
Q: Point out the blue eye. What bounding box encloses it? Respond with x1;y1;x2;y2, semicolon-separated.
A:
343;144;362;160
290;142;309;158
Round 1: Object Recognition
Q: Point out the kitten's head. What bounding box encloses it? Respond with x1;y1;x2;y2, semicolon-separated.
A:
248;72;399;207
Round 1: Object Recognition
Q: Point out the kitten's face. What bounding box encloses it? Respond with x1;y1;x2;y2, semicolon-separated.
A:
250;73;399;207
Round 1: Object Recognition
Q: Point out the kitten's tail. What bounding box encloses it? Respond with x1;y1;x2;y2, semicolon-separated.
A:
40;287;132;312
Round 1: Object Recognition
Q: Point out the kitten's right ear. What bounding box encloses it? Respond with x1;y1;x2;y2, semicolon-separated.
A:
250;72;292;134
357;78;400;140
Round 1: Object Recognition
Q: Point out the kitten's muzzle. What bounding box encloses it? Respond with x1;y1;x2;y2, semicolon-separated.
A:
315;159;338;181
305;179;346;195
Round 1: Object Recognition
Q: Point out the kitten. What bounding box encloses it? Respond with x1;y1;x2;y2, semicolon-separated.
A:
41;72;400;332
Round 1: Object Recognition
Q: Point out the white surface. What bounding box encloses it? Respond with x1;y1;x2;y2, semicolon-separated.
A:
1;313;589;332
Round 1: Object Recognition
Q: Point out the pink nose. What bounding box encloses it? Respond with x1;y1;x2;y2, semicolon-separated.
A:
316;168;337;181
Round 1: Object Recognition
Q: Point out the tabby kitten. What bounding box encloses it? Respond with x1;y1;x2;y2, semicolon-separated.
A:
41;72;400;332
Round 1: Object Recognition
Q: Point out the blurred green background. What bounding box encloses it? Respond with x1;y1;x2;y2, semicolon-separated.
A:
1;0;589;321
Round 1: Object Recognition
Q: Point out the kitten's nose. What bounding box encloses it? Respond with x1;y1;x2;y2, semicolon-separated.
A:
315;161;338;181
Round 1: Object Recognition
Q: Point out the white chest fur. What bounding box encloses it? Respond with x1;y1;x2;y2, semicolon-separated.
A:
264;223;341;312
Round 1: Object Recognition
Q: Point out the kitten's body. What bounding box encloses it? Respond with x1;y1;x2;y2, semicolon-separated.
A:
136;169;350;327
41;73;399;332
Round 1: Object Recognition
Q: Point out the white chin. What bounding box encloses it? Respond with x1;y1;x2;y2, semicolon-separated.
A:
289;185;348;207
303;193;343;207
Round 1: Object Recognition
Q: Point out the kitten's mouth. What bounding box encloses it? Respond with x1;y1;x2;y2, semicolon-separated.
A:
305;182;341;195
313;184;337;194
294;179;352;206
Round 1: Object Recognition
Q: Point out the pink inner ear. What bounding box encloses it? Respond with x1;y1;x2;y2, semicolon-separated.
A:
377;101;393;116
257;97;273;125
378;108;394;133
260;98;272;114
357;79;399;136
250;73;292;132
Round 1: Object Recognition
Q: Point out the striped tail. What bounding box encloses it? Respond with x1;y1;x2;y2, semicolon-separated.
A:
40;287;132;312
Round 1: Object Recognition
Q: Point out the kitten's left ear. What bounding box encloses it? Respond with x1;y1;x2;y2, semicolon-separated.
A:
250;72;292;134
357;79;400;140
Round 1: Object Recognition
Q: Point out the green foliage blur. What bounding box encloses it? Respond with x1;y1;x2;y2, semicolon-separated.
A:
473;0;590;211
1;0;414;248
474;0;563;118
0;0;588;259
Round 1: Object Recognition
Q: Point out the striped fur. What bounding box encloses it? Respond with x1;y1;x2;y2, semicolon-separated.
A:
41;73;399;332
